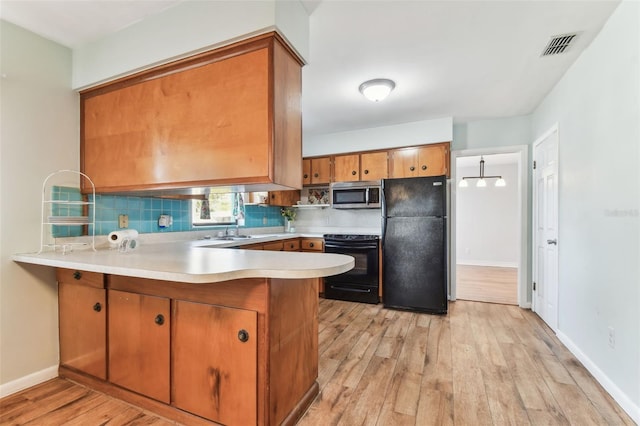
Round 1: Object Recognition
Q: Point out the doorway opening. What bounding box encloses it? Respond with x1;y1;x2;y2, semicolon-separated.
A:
450;146;529;307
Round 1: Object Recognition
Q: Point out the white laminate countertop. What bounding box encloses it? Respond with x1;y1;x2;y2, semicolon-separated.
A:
12;235;354;284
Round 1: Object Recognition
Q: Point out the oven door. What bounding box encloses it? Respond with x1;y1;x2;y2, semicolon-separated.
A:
324;241;379;285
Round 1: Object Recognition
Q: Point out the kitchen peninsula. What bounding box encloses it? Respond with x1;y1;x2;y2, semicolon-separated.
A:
13;240;353;425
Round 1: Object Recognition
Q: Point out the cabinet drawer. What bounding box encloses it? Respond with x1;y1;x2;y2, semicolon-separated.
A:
57;268;104;289
263;241;284;251
283;239;301;251
301;238;324;251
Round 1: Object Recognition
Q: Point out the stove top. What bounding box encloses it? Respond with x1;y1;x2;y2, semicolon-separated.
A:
323;234;379;242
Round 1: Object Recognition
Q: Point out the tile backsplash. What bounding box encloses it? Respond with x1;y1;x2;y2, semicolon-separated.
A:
51;187;285;236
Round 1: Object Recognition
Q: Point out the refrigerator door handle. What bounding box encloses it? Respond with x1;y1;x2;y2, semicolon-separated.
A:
381;218;386;243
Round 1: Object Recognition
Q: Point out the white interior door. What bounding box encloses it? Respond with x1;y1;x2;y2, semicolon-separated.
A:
533;126;559;331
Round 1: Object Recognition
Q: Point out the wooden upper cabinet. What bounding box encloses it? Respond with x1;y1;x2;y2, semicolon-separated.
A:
81;33;302;194
309;157;331;185
334;152;388;182
302;159;312;185
390;142;450;178
333;154;360;182
269;190;300;207
360;152;388;180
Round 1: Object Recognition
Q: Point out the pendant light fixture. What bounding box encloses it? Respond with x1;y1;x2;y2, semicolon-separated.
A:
359;78;395;102
458;156;506;187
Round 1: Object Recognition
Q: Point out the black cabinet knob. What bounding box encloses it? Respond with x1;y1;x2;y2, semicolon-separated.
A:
238;329;249;343
351;170;357;175
73;271;82;280
93;302;102;312
364;169;369;174
410;166;415;171
303;174;308;179
154;314;165;326
309;242;314;248
314;173;319;178
422;165;427;170
271;194;275;199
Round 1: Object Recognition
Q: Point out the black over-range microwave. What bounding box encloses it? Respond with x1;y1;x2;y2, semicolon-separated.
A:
330;181;382;209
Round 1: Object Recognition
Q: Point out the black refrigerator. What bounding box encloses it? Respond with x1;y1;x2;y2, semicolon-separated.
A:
382;175;448;314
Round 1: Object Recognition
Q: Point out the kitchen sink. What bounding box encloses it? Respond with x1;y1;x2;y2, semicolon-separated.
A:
211;235;252;241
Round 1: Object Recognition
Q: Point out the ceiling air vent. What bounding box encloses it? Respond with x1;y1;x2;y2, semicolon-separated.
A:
541;33;578;56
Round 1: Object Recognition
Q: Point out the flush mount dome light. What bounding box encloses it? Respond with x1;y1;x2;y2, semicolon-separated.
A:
359;78;395;102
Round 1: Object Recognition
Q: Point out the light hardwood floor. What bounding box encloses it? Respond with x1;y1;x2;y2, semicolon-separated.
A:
0;299;634;426
456;264;518;305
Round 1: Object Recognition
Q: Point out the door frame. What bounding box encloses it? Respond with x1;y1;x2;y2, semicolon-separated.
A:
531;123;560;330
450;145;529;308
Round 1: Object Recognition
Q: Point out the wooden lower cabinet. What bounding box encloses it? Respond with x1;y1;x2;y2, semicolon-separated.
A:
283;238;301;251
58;276;106;379
263;241;285;251
59;271;320;425
172;300;257;425
108;290;170;403
300;237;323;252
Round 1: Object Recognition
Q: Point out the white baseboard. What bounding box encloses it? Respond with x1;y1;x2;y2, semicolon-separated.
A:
556;331;639;424
0;365;58;398
456;260;518;268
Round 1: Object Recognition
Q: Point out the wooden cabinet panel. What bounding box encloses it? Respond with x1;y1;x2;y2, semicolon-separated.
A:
300;238;323;252
390;148;419;178
57;268;104;289
333;152;388;182
417;144;449;176
263;241;285;251
172;300;257;425
58;282;106;379
283;238;301;251
390;143;450;178
81;33;302;194
108;290;170;403
361;151;388;180
302;159;311;185
269;190;300;207
310;157;331;185
333;154;360;182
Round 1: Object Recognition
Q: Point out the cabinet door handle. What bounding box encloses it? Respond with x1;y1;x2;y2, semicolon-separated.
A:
93;302;102;312
238;329;250;343
314;173;319;178
364;169;369;175
73;271;82;280
309;242;314;248
303;173;308;179
421;165;427;170
154;314;165;326
410;166;415;172
351;170;357;175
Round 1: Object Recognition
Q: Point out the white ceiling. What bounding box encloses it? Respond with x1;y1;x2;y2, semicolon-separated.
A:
0;0;620;136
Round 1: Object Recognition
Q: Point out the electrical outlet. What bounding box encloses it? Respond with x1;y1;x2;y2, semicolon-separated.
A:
608;327;615;348
118;214;129;228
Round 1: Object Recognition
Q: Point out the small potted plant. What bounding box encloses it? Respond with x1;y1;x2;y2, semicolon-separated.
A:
280;207;296;233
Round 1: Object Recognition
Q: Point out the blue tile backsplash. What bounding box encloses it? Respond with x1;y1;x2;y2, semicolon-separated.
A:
51;187;285;236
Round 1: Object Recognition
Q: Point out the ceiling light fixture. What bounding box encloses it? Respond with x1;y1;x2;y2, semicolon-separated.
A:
458;156;506;188
359;78;395;102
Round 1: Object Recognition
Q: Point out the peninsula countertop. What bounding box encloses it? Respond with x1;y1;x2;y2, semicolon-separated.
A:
12;237;354;284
